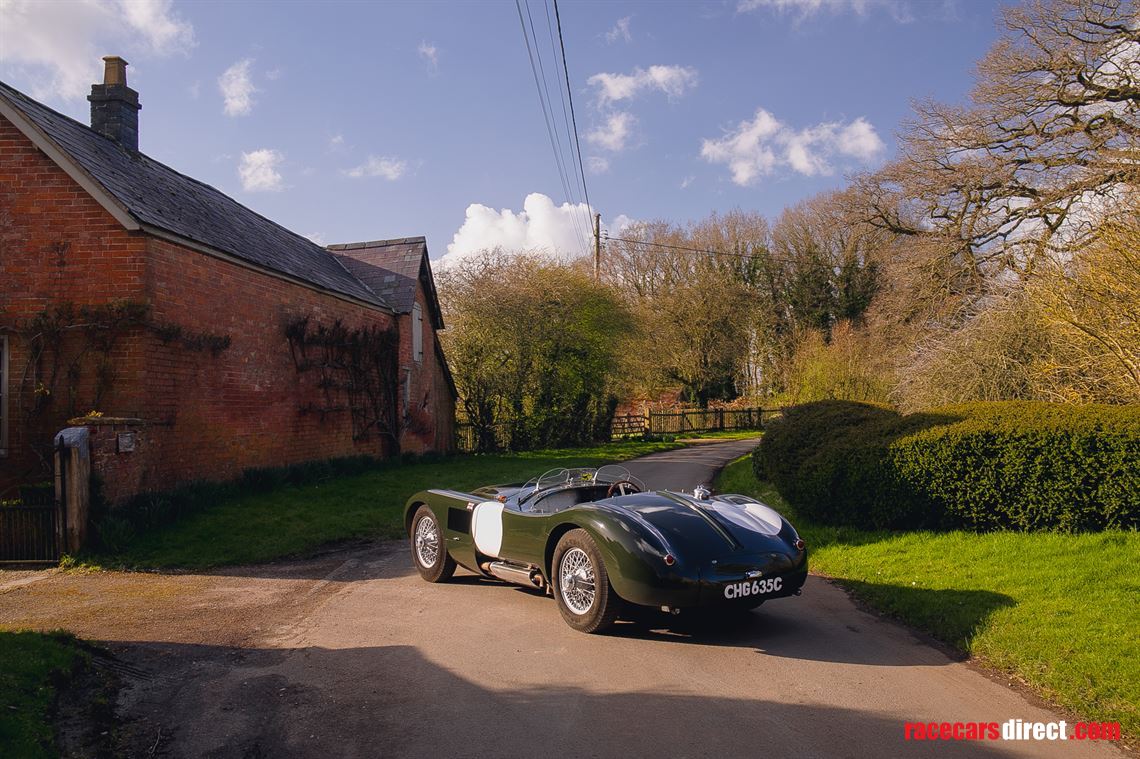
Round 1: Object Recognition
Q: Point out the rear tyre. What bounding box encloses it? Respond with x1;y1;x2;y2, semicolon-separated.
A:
411;505;456;583
552;529;621;633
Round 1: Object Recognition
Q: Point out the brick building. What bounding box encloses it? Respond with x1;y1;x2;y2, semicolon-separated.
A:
0;59;456;504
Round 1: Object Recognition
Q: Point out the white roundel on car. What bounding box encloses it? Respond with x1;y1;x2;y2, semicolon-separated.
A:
707;500;783;535
471;501;504;557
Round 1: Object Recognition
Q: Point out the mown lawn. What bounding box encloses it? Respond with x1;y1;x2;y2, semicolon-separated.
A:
0;630;88;759
88;439;683;570
717;456;1140;741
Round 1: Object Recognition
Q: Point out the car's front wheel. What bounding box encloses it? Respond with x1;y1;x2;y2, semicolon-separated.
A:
411;505;456;582
552;529;620;633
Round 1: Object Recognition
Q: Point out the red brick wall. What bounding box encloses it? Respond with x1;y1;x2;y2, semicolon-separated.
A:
123;236;409;497
0;114;148;497
1;114;455;504
398;283;456;454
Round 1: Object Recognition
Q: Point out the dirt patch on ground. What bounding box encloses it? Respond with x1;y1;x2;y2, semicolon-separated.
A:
0;542;409;758
54;644;120;759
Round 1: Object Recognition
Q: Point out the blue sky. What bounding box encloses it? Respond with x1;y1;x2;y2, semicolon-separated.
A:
1;0;1002;263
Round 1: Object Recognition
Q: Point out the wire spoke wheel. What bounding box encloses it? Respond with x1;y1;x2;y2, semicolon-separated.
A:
414;514;440;568
559;547;596;615
552;530;620;633
409;506;456;583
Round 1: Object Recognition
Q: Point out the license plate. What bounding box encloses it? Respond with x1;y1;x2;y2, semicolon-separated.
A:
723;576;783;600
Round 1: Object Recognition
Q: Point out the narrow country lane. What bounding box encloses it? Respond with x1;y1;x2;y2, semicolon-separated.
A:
0;439;1123;758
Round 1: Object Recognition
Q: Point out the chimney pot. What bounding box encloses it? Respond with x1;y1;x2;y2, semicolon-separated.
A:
88;55;140;151
102;56;129;87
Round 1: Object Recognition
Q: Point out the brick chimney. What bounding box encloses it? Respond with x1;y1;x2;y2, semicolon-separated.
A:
88;56;140;151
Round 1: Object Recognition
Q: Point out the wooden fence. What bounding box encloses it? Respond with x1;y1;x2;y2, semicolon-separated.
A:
456;407;775;452
455;422;512;454
610;407;775;437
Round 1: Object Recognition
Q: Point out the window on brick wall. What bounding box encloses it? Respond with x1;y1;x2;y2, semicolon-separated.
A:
403;368;412;415
0;334;8;458
412;303;424;363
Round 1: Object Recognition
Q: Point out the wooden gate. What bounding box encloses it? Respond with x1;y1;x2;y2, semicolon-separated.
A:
0;489;62;563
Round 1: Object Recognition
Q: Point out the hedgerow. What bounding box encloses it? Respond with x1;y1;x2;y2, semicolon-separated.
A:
754;400;1139;531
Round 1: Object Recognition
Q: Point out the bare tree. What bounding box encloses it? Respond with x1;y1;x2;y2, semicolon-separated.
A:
860;0;1138;293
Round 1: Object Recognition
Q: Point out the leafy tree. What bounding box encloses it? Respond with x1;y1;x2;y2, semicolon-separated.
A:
438;250;632;450
602;211;769;405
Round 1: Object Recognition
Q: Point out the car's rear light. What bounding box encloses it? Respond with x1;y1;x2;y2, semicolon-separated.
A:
663;553;676;566
794;539;805;551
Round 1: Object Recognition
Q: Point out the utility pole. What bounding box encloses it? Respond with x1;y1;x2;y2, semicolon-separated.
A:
593;212;601;282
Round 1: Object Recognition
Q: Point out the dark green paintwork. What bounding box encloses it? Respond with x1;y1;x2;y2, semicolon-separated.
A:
404;483;808;610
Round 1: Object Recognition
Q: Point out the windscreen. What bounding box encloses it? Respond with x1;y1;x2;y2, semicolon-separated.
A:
518;466;645;501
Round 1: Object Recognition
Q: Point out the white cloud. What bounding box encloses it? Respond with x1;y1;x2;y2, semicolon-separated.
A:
238;149;285;192
607;214;637;237
119;0;195;49
605;16;633;44
219;59;257;116
344;155;408;180
587;65;698;105
587;112;636;151
304;232;327;245
0;0;194;101
265;67;282;81
586;156;611;174
680;175;695;189
418;41;439;73
445;193;629;264
833;117;884;160
700;109;885;185
737;0;914;23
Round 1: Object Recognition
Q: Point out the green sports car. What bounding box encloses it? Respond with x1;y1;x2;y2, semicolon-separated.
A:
404;465;808;633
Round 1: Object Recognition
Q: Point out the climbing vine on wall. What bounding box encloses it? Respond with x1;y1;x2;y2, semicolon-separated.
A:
284;316;406;453
8;300;232;475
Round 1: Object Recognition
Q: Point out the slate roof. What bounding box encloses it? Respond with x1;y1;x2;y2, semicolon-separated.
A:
0;79;390;311
329;237;444;328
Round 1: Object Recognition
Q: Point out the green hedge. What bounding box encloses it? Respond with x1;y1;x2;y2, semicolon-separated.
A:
754;400;1140;531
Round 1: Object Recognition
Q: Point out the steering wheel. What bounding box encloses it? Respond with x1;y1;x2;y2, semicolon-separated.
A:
606;480;641;498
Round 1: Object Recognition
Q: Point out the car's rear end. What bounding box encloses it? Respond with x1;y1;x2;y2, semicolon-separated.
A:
597;491;807;612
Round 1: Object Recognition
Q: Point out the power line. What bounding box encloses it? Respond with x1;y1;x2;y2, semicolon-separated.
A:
542;0;591;237
523;0;586;250
514;0;589;253
553;0;594;245
602;235;759;259
601;234;845;270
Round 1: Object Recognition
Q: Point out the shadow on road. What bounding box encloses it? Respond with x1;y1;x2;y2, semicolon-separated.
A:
108;641;1014;759
605;580;1014;666
188;542;1014;669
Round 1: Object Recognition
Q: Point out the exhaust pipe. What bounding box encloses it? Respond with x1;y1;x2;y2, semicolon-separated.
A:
484;561;544;588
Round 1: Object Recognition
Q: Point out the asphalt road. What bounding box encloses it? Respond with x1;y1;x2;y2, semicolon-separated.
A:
0;439;1125;758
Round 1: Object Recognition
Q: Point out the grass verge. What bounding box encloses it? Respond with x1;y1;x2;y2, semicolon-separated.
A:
0;630;88;759
673;429;766;441
85;439;682;570
717;456;1139;741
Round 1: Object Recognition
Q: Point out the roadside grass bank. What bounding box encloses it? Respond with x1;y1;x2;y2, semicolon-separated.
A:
0;630;88;758
717;456;1140;741
84;439;684;570
610;428;765;442
673;429;766;441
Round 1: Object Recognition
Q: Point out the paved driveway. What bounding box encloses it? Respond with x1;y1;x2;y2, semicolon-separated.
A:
0;439;1124;758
